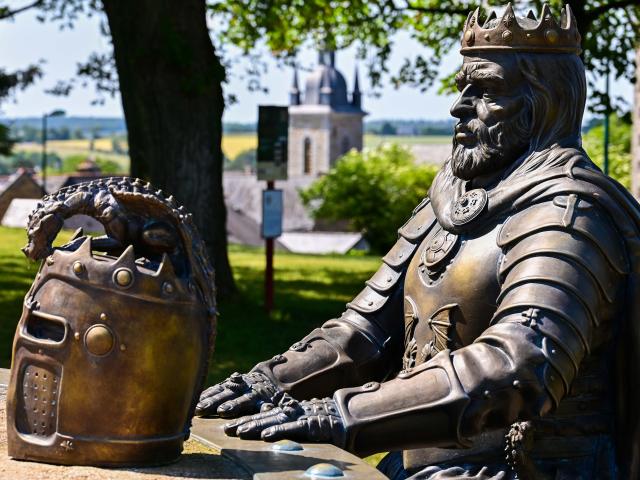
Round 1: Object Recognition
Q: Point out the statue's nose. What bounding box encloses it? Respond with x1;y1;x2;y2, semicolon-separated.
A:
450;84;475;119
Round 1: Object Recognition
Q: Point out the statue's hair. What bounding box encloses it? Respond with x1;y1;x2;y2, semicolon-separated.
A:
516;52;586;153
498;52;588;179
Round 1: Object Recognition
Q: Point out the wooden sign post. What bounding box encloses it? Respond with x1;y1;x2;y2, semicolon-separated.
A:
257;106;288;313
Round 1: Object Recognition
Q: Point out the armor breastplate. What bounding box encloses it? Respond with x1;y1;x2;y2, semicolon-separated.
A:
402;219;503;369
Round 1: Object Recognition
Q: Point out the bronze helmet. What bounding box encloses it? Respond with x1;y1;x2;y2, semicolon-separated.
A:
6;177;216;466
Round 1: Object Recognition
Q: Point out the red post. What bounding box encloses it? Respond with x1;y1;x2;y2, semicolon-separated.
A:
265;180;275;313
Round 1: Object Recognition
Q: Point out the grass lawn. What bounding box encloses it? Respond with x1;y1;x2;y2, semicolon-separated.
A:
0;227;380;385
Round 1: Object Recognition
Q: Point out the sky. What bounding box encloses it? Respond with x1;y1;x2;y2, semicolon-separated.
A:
0;7;634;124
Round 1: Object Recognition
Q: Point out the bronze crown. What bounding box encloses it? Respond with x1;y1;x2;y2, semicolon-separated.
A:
460;3;582;55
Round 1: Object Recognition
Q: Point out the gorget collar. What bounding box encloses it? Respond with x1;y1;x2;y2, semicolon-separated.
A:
429;145;589;233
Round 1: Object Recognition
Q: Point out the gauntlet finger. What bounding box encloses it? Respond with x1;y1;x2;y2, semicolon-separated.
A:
198;384;224;402
225;408;290;436
224;412;261;436
225;406;288;435
261;420;307;443
195;389;238;417
236;413;291;440
218;392;262;418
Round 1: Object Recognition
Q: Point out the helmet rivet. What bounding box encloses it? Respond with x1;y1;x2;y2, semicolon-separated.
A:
100;312;108;321
74;332;80;340
85;325;114;356
114;268;133;287
162;282;174;294
72;261;84;275
120;344;127;351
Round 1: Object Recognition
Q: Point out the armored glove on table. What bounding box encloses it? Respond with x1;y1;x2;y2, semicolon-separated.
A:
224;394;346;447
196;371;282;418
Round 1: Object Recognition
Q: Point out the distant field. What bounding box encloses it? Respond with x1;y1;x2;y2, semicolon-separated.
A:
222;134;257;159
364;134;450;147
15;134;260;165
14;134;450;169
15;140;130;173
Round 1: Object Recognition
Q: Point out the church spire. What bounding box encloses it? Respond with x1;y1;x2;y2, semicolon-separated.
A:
351;64;362;109
290;66;301;105
319;50;335;67
319;65;333;105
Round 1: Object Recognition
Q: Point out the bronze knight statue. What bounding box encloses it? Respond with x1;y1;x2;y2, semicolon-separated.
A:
197;4;640;479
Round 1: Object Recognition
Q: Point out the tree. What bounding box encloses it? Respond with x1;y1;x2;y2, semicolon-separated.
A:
300;144;438;253
100;0;234;295
0;64;42;154
7;0;639;295
24;0;237;296
381;122;397;136
211;1;639;115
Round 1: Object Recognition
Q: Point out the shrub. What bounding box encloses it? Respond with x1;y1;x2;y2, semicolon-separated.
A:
224;148;256;171
300;143;439;253
583;114;631;189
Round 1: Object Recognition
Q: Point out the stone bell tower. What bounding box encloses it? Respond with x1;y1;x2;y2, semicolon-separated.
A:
288;51;366;177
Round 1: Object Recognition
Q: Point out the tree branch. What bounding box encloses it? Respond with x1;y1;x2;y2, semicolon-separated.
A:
585;0;638;21
403;2;468;16
0;0;42;20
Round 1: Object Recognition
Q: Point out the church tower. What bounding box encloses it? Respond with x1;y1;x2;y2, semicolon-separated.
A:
288;51;366;177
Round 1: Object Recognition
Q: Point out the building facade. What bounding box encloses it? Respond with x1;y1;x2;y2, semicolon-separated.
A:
288;51;366;177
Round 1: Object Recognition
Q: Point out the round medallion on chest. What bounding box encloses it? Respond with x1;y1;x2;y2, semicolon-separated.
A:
422;229;458;273
451;188;488;226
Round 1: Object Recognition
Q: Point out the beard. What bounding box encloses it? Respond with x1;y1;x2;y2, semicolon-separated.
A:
451;110;530;181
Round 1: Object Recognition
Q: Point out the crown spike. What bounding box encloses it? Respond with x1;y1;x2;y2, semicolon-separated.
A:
74;236;93;259
537;4;558;29
483;10;497;28
500;3;516;26
114;244;136;267
471;7;480;26
562;4;575;30
155;253;176;278
526;9;536;20
464;10;473;29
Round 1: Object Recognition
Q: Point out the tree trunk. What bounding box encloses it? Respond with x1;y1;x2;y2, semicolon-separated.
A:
101;0;236;296
633;46;640;198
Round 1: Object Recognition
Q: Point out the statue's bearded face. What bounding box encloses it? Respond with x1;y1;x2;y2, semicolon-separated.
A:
450;54;531;180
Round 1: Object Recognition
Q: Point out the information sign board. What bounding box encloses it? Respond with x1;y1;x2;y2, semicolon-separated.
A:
261;189;283;238
257;105;289;181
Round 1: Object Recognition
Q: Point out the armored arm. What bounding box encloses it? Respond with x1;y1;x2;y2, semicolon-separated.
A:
333;194;627;456
250;198;438;400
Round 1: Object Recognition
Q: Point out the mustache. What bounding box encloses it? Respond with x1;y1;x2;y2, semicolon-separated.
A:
453;119;502;156
454;119;499;140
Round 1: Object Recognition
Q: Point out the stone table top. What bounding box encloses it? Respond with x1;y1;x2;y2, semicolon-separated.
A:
0;369;386;479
